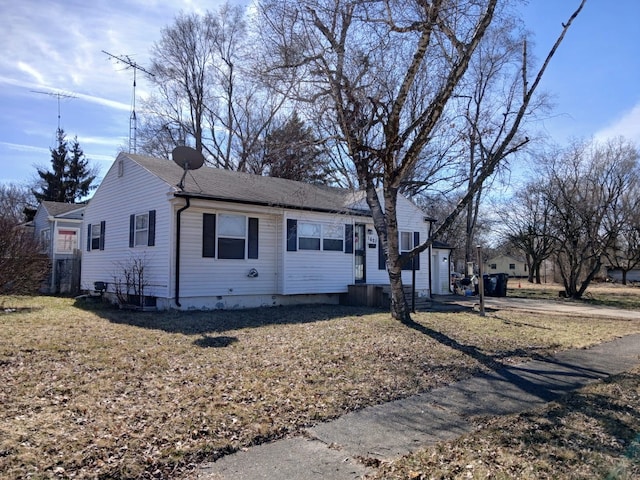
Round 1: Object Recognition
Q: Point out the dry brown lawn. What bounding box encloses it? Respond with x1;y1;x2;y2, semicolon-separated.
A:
369;365;640;480
1;286;639;479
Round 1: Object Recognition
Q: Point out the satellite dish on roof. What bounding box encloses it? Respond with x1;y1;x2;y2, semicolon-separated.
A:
172;146;204;190
172;146;205;170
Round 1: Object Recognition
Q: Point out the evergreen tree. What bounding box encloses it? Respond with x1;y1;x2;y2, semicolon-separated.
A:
264;112;329;184
33;128;96;203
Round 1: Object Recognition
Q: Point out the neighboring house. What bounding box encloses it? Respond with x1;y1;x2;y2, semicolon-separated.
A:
431;240;454;295
484;254;527;278
32;201;85;294
81;152;437;310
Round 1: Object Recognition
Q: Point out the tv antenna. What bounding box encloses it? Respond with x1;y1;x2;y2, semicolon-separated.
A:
31;90;76;130
103;50;154;154
172;146;205;190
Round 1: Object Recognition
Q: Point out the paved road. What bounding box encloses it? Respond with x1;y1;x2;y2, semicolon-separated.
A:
436;294;640;320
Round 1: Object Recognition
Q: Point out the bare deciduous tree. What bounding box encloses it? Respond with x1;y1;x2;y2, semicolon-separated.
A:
259;0;585;322
497;180;555;283
542;138;638;297
601;140;640;285
0;183;35;223
140;3;293;173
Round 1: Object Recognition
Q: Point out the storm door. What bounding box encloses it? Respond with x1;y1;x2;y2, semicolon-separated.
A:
354;224;366;283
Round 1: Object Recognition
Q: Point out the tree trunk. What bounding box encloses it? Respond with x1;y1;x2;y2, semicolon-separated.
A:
388;264;411;323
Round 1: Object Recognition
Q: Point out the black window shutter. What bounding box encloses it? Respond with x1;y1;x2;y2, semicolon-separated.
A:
147;210;156;246
203;213;216;258
378;237;386;270
248;217;259;259
99;221;106;250
413;231;420;270
87;224;91;252
286;219;297;252
129;214;135;248
344;224;353;254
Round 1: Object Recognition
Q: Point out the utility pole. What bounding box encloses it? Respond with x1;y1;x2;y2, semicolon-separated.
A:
477;245;485;316
103;50;154;154
31;90;76;131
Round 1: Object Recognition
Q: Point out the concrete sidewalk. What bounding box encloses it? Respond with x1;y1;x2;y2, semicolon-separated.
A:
196;332;640;479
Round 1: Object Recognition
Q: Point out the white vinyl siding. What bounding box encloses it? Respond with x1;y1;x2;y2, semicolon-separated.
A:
178;208;278;296
283;213;353;295
80;156;172;299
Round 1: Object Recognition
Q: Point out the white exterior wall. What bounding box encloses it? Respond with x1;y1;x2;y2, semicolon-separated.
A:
365;195;431;295
431;248;452;295
282;211;355;295
80;157;173;298
175;203;280;298
32;207;53;257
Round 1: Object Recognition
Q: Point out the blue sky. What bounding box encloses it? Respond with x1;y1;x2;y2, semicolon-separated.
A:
0;0;638;187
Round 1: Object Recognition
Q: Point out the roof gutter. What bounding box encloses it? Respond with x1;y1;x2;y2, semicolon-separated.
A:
173;192;371;217
174;197;190;308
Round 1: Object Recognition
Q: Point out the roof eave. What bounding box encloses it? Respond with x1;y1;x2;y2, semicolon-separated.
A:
173;191;372;217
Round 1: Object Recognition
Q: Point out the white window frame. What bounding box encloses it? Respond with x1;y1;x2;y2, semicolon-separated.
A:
399;231;414;254
299;222;321;250
55;228;79;254
90;224;101;250
322;224;344;251
218;213;247;259
134;212;149;247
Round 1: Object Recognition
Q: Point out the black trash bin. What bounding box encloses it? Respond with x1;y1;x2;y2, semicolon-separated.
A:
483;274;496;296
483;273;508;297
493;273;508;297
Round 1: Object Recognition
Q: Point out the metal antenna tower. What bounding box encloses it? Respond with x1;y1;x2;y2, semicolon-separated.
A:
31;90;77;131
103;50;154;154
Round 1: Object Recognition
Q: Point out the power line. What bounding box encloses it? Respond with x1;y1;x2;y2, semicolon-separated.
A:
102;50;154;154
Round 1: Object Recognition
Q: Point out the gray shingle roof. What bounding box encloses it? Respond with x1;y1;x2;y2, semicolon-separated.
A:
126;153;371;216
42;201;85;218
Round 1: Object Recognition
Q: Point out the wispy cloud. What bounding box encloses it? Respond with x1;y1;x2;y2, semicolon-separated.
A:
0;141;50;154
594;102;640;146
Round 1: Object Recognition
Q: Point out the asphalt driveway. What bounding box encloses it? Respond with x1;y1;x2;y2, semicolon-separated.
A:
431;294;640;320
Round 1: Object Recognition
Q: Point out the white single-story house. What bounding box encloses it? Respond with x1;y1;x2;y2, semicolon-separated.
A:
32;201;85;294
80;152;446;310
484;254;528;278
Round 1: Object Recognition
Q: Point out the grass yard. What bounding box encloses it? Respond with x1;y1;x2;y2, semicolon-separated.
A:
369;365;640;480
1;288;639;479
